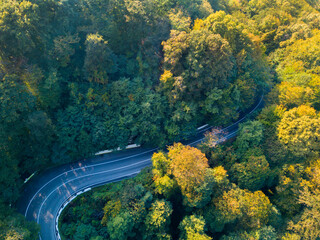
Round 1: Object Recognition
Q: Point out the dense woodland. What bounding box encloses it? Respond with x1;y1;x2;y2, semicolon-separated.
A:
0;0;320;239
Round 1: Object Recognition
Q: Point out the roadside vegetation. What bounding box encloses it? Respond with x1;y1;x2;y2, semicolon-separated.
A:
0;0;320;239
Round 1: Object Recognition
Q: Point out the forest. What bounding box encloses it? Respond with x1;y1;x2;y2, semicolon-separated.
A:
0;0;320;239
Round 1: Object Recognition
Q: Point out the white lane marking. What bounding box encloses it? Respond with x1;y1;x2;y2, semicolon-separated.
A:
38;128;238;228
197;94;264;134
55;172;139;240
189;129;239;146
37;158;151;223
46;128;240;238
189;95;264;145
37;120;251;238
29;94;264;221
25;148;157;217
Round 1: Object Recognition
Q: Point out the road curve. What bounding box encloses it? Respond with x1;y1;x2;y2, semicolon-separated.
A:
17;94;263;240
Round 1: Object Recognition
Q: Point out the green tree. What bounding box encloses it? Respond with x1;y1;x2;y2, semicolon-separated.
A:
106;212;136;240
221;225;277;240
161;28;233;104
38;70;64;112
84;33;117;84
274;164;305;216
102;183;153;239
287;187;320;240
231;155;271;191
51;34;80;68
235;121;265;156
0;0;41;60
258;105;290;166
0;204;40;240
168;9;191;31
74;224;98;240
57;104;97;159
0;74;36;203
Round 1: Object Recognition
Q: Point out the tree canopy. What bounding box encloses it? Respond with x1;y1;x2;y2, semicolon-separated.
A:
1;0;320;239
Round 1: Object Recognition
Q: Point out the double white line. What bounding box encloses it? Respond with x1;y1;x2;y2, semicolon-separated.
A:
26;93;264;239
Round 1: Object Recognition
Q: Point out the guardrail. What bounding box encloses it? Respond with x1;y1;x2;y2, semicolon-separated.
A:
55;172;139;240
95;144;141;156
42;93;264;240
55;187;92;240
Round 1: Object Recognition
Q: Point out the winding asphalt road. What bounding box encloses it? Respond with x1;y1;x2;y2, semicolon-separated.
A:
17;94;263;240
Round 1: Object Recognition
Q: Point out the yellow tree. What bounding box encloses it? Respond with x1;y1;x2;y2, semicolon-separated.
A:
152;151;177;198
153;143;221;208
212;188;272;232
278;82;314;108
278;105;320;157
179;215;212;240
168;143;210;207
169;143;209;187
